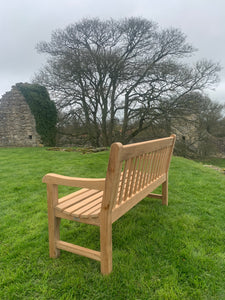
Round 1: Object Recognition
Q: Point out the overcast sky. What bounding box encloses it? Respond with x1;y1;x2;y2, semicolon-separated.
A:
1;0;225;103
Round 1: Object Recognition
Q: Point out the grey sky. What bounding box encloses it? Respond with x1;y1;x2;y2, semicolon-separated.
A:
0;0;225;102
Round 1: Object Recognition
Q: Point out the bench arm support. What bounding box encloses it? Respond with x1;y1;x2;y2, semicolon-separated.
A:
42;173;105;190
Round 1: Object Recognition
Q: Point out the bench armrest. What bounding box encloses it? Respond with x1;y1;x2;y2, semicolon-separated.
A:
42;173;105;190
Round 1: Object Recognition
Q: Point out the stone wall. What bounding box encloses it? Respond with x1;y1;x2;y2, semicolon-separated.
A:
171;114;201;154
0;86;41;147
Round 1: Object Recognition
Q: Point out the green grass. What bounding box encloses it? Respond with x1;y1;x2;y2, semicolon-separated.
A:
1;148;225;299
197;157;225;169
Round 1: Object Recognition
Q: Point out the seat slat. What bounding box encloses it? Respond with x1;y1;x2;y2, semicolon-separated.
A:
78;203;102;218
58;188;89;204
62;191;103;214
56;189;100;210
71;197;102;217
64;195;102;215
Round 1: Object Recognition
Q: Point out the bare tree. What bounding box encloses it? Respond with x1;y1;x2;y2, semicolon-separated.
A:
34;17;221;146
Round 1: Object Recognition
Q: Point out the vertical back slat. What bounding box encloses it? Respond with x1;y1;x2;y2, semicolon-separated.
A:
138;156;144;188
150;151;157;182
123;158;133;201
153;151;159;179
157;148;164;177
132;156;139;194
146;151;155;184
161;147;168;174
156;149;163;178
137;155;143;190
154;150;160;179
129;157;138;197
139;153;148;190
142;153;151;188
117;160;129;205
127;157;136;198
145;152;153;186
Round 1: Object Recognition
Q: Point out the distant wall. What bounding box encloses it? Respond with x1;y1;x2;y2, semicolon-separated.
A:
0;86;40;147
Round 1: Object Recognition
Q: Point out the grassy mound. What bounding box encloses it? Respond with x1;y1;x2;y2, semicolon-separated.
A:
0;148;225;299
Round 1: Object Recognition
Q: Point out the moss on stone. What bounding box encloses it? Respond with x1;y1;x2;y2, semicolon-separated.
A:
16;83;57;146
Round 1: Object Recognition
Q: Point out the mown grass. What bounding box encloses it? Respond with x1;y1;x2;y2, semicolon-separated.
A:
0;148;225;299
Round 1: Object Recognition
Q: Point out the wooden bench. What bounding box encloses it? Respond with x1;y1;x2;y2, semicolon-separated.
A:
42;135;176;275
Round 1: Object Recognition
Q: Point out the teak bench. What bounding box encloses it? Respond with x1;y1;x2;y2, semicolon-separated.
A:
42;135;176;275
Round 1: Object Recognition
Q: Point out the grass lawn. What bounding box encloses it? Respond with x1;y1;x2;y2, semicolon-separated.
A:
0;147;225;299
197;157;225;169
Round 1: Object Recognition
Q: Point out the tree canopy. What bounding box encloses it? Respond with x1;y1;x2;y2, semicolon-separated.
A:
34;17;221;146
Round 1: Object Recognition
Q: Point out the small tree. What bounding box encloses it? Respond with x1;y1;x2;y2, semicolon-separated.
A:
16;83;57;146
34;17;220;146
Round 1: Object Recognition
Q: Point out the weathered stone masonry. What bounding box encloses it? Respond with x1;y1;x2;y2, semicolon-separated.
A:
0;86;41;147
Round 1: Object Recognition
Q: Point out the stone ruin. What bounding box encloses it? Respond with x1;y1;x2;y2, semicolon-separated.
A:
0;86;41;147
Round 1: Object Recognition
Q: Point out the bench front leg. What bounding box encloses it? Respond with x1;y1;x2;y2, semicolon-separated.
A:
100;211;112;275
46;183;61;258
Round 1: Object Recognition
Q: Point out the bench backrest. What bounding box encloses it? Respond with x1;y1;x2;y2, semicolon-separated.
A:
102;135;176;214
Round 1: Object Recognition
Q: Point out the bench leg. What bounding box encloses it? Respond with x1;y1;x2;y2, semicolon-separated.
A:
47;184;61;258
48;215;61;258
100;217;112;275
162;178;168;206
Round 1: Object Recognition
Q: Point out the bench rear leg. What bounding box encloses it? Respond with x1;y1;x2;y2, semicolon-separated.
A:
162;176;168;206
100;217;112;275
